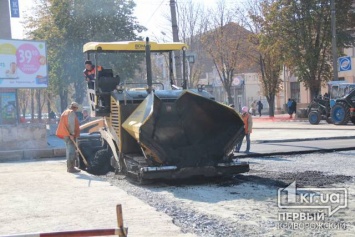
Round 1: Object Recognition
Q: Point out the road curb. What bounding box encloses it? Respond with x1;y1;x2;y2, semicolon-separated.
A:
234;146;355;158
254;136;355;144
253;118;308;123
0;150;24;162
253;127;354;130
0;148;66;162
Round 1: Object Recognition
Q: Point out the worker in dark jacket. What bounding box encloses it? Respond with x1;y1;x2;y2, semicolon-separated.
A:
83;60;102;90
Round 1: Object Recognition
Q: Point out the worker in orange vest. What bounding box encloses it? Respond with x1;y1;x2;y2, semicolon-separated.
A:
235;106;253;153
56;102;81;173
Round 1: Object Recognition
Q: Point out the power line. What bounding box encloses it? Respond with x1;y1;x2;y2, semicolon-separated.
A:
146;0;166;24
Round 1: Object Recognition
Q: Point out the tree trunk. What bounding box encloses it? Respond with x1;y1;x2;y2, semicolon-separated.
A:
74;81;85;104
31;89;35;121
36;90;42;121
309;79;321;101
310;87;320;101
47;96;51;115
226;87;234;105
60;90;68;113
266;95;275;117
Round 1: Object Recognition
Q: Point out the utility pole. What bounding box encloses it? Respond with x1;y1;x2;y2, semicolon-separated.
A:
331;0;338;81
169;0;182;86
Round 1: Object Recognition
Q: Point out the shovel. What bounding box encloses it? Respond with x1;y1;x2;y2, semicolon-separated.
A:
70;137;90;168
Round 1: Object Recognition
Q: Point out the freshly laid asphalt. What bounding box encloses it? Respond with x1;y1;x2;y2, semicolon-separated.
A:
234;138;355;158
40;115;355;159
1;114;354;161
234;115;355;157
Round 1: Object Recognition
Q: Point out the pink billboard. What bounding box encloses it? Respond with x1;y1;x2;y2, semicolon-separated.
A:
0;39;47;88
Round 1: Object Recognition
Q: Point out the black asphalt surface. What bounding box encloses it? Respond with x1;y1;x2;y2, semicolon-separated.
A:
234;138;355;158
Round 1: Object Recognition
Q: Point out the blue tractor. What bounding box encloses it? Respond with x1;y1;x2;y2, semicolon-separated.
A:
330;87;355;125
308;81;355;125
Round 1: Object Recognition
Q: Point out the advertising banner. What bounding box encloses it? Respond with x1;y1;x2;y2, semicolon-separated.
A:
0;88;17;124
0;39;48;88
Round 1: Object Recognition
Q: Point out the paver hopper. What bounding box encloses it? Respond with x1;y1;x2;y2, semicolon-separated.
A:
122;91;244;168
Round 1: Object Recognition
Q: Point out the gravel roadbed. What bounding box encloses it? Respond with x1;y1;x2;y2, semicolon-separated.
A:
105;151;355;236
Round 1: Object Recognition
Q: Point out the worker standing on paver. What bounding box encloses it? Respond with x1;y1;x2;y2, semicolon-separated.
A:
235;106;253;153
56;102;81;173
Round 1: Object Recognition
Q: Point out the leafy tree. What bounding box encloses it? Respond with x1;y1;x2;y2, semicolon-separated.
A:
26;0;75;111
265;0;355;99
25;0;145;112
244;0;284;116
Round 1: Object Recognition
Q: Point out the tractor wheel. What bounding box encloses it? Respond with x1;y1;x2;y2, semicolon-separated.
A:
331;102;350;125
308;111;321;125
351;117;355;125
87;149;113;175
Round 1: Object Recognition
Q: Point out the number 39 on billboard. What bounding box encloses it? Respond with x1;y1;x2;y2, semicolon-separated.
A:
0;39;48;88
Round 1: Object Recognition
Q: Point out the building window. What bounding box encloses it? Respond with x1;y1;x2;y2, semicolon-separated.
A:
290;82;300;102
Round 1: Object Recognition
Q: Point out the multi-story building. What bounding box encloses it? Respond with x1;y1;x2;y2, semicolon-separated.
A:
198;68;268;113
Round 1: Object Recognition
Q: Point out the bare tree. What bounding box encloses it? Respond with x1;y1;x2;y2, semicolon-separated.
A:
176;0;209;88
200;0;251;104
242;0;283;116
18;89;31;118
